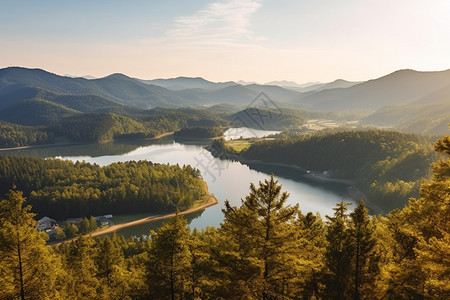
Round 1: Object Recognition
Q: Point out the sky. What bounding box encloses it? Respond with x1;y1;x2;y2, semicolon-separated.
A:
1;0;449;83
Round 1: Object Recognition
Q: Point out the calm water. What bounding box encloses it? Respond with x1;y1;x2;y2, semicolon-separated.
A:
4;128;355;237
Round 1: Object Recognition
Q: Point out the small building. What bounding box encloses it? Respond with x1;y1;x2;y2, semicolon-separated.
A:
36;216;57;231
66;217;83;224
98;216;110;227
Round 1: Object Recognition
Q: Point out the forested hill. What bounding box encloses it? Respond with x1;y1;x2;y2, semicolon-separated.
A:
0;156;207;219
0;134;448;299
0;107;229;146
240;130;437;211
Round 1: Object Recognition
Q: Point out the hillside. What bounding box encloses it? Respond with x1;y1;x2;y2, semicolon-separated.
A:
228;107;307;130
0;67;187;108
288;79;359;93
0;98;80;126
296;69;450;111
141;76;235;90
362;100;450;135
1;67;449;136
239;130;436;212
0;121;53;147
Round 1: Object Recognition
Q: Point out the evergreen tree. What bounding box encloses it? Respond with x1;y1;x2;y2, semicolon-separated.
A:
220;174;301;299
297;212;327;299
97;234;131;299
347;200;379;299
147;213;192;299
0;187;62;299
64;236;100;299
323;200;352;300
89;216;98;232
387;134;450;299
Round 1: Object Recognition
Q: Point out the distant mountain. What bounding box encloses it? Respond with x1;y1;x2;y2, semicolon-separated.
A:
0;67;188;108
1;67;449;135
141;76;235;90
287;79;360;93
0;67;300;108
296;69;450;111
264;80;302;88
0;98;80;126
245;84;303;104
0;86;142;116
237;80;258;85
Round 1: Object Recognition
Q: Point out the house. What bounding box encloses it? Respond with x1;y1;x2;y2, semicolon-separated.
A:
98;216;110;227
36;216;57;231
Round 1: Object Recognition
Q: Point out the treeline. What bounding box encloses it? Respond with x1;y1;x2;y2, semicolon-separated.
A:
0;156;206;219
240;129;436;211
0;106;229;146
0;135;448;299
174;126;225;139
0;121;53;147
228;107;307;130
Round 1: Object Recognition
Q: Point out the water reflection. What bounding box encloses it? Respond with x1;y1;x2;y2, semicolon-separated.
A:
2;128;355;237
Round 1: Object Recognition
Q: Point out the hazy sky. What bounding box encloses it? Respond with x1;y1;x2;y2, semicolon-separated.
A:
1;0;449;83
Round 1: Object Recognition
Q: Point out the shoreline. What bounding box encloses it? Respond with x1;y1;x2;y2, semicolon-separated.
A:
91;194;218;238
49;183;219;246
0;131;175;151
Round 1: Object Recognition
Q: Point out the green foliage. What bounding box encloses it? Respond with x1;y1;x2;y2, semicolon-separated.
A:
228;107;306;130
0;156;206;219
386;134;450;299
242;129;435;211
173;126;224;139
147;214;192;299
0;121;53;147
0;132;448;299
0;98;80;126
0;187;62;299
219;175;304;298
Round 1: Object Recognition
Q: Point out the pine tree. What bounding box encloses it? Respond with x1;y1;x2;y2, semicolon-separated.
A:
0;187;62;299
298;212;327;299
347;200;379;299
97;234;131;299
89;216;98;232
64;236;100;299
147;213;192;300
323;200;352;300
387;134;450;299
220;174;301;299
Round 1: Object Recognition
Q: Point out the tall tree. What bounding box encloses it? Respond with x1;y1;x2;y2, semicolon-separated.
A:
323;200;352;300
347;200;379;299
297;212;327;299
220;174;301;299
96;234;131;299
64;236;100;299
387;134;450;299
0;187;62;299
147;213;192;300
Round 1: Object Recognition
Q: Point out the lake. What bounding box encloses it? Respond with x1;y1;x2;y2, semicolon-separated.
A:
4;128;355;237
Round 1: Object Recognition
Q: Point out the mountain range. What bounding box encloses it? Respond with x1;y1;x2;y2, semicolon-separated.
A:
0;67;449;134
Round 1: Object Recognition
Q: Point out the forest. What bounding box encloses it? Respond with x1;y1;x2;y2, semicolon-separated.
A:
0;156;206;219
0;107;229;146
0;121;53;147
173;126;225;139
0;134;448;299
218;129;438;212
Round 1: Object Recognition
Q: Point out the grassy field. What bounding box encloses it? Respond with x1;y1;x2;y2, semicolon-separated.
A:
225;139;253;152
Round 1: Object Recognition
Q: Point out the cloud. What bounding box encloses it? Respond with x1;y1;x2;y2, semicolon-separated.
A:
166;0;262;46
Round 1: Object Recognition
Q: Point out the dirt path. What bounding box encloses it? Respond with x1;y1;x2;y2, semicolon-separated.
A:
49;190;219;246
146;131;174;140
90;195;218;237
